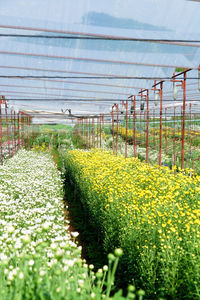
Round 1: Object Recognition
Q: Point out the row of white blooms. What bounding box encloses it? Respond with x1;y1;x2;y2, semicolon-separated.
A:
0;150;99;299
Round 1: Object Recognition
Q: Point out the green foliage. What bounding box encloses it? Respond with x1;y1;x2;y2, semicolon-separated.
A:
40;124;73;130
31;127;73;151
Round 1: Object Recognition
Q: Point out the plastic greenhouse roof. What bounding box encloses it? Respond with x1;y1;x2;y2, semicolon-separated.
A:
0;0;200;122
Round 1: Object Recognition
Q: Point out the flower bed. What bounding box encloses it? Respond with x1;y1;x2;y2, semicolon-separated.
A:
0;150;134;300
64;149;200;299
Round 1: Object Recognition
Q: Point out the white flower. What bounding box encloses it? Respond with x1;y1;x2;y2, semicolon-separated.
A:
39;270;46;277
103;265;108;272
66;259;75;267
55;249;64;259
76;288;81;294
21;235;31;244
7;225;15;234
50;243;58;250
28;259;34;266
0;253;8;262
42;222;51;231
71;232;79;238
19;272;24;279
89;264;94;270
15;240;23;249
63;265;69;272
12;269;17;276
91;292;96;299
78;279;84;287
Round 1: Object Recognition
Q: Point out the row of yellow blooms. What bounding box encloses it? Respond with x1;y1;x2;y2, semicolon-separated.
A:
65;149;200;298
115;125;200;140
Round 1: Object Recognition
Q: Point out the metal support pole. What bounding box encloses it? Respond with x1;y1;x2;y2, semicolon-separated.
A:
165;107;167;154
189;103;192;162
82;119;83;141
112;110;115;154
144;111;146;147
97;117;99;148
20;113;22;147
0;103;3;164
116;106;119;155
92;118;95;148
31;118;34;146
159;81;163;166
28;116;30;149
5;104;10;158
146;90;149;163
11;110;14;156
171;68;191;169
100;115;102;149
133;96;136;157
24;115;26;148
140;110;142;145
173;106;176;167
89;118;91;148
125;100;128;158
86;118;88;149
18;112;20;149
181;72;186;169
26;116;28;149
153;108;155;147
23;114;25;147
102;114;104;150
14;111;17;153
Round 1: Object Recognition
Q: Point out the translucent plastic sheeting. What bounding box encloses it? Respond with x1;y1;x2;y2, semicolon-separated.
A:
0;0;200;122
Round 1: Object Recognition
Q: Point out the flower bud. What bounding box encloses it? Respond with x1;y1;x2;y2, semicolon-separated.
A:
114;248;123;257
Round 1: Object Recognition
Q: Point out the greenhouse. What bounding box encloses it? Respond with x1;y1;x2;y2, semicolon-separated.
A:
0;0;200;299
